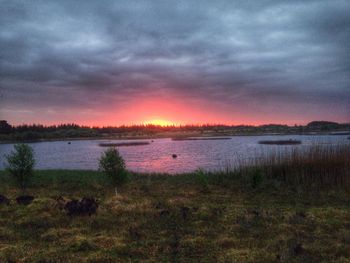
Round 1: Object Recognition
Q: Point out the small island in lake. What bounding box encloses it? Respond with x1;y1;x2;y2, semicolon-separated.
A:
99;141;150;147
258;139;302;145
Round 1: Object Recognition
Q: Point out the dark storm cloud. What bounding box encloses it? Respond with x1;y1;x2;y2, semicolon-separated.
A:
0;0;349;123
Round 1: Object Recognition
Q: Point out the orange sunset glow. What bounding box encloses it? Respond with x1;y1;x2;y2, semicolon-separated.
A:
143;119;176;126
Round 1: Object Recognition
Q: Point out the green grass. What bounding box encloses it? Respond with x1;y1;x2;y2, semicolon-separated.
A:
0;169;350;262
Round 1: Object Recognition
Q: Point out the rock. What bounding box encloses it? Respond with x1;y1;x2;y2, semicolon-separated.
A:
129;227;142;240
153;201;165;209
277;240;307;262
180;206;190;220
293;243;304;255
192;206;199;212
251;208;261;217
244;207;263;219
212;207;222;217
159;209;170;217
80;197;99;215
64;197;98;216
289;211;307;224
296;211;306;218
0;194;10;205
16;195;34;205
55;196;70;210
64;199;80;216
172;154;177;158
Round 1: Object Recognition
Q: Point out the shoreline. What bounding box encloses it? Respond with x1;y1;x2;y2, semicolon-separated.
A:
1;131;349;144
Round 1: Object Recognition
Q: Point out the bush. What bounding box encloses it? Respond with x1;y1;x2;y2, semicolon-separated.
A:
5;144;35;191
193;169;209;189
250;168;263;189
99;147;128;187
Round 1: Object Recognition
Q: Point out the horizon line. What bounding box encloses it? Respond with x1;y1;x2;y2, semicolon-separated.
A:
3;120;348;129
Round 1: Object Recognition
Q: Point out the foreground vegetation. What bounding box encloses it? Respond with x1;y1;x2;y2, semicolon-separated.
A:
0;144;349;262
0;168;350;262
235;144;350;191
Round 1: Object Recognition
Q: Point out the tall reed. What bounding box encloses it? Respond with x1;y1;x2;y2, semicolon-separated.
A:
235;144;350;189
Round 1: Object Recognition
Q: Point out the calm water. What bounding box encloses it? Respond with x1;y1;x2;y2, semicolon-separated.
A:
0;135;348;174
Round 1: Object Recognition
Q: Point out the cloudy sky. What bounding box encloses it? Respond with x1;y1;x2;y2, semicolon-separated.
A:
0;0;349;126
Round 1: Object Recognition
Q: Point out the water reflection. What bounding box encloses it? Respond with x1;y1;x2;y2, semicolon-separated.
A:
0;135;348;174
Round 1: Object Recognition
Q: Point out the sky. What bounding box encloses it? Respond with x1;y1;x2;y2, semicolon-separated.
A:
0;0;349;126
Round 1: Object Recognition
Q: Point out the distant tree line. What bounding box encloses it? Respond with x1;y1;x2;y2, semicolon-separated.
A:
0;120;349;142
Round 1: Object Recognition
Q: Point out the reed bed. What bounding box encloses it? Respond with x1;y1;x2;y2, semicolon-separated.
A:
235;144;350;189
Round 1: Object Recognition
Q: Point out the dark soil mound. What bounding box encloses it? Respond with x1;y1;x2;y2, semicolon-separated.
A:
16;195;34;205
54;196;70;210
64;197;98;216
0;194;10;205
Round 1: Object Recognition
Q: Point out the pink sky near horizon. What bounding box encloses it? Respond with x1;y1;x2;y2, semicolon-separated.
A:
3;96;348;127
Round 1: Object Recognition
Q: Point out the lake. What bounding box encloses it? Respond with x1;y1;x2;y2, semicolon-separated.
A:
0;135;348;174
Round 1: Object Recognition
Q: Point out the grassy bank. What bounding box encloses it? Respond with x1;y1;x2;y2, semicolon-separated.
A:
0;169;350;262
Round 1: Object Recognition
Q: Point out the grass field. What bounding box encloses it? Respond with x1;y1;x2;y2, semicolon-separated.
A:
0;169;350;262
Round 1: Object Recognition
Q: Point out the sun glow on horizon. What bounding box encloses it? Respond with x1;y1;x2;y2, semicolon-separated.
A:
143;119;177;126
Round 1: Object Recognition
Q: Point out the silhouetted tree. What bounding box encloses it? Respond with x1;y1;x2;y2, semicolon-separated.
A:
99;147;128;195
5;144;35;191
0;120;12;134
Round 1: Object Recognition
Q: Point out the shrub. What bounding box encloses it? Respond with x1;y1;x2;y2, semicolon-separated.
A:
99;147;128;187
5;144;35;191
250;168;263;189
193;169;209;190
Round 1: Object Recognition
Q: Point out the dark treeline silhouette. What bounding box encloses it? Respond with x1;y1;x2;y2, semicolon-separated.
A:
0;120;349;142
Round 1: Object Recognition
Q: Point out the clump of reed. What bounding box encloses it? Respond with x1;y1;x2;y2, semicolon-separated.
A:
235;144;350;189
